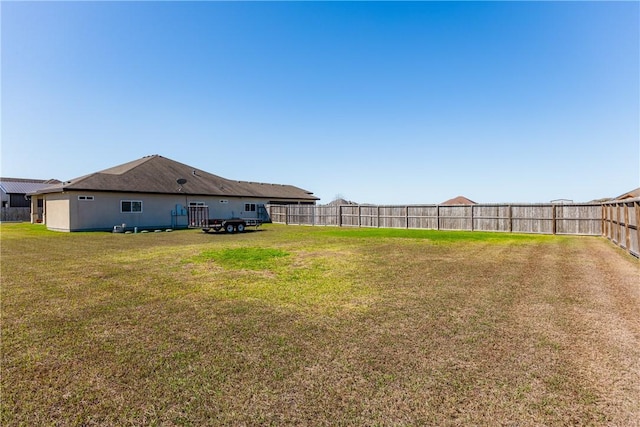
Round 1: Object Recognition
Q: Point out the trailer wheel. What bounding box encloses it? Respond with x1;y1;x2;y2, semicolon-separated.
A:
236;223;245;233
225;223;236;233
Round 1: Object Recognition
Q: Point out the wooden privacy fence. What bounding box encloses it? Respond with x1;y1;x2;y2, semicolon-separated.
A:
602;197;639;258
1;207;31;222
269;203;603;235
270;201;640;258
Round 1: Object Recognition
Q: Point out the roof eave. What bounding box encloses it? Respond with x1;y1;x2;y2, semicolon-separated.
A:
29;187;319;200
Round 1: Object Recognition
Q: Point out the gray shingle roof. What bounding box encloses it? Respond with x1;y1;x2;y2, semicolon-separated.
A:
33;155;318;201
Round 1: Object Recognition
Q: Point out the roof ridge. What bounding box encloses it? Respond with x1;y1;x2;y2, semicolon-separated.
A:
41;155;159;188
97;154;160;175
60;172;95;187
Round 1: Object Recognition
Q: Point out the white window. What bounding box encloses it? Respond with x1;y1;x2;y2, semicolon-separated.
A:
121;200;142;213
219;200;229;204
78;195;94;201
244;203;256;212
189;201;206;207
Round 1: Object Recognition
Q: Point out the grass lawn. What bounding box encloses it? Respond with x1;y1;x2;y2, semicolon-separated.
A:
1;223;639;426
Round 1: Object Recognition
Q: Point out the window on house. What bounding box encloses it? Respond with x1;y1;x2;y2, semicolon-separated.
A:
78;195;94;201
244;203;256;212
189;201;205;207
219;200;229;204
121;200;142;213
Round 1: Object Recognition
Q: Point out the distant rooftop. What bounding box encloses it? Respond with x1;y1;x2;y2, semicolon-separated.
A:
0;178;61;194
614;188;640;200
441;196;477;205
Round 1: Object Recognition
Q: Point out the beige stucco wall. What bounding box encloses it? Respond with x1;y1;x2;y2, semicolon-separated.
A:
44;194;71;232
65;192;186;231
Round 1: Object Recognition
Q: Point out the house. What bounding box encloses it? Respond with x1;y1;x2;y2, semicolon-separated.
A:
614;188;640;200
31;155;319;232
326;198;358;206
1;177;60;222
441;196;477;205
591;188;640;203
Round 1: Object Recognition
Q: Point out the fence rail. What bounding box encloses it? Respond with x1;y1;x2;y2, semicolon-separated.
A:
270;200;639;258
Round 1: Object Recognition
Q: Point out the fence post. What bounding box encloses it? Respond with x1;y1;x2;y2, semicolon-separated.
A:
377;205;380;228
608;203;612;239
508;205;512;233
405;206;409;229
636;201;640;252
358;205;361;228
436;205;440;231
616;203;621;244
338;205;342;227
624;202;631;250
552;204;557;235
470;205;474;231
608;203;612;238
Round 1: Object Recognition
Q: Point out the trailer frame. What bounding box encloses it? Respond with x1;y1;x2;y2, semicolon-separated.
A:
188;205;262;233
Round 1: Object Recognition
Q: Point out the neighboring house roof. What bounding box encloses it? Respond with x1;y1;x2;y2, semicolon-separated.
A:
441;196;477;205
0;178;61;194
614;187;640;200
327;198;358;206
32;155;319;201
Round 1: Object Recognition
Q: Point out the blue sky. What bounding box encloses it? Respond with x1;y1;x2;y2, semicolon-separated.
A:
2;1;638;204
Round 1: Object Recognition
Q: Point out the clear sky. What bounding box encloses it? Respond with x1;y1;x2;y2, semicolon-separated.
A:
2;1;638;204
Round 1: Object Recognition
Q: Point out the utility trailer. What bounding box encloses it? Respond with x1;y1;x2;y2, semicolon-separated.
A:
187;205;264;233
202;218;262;233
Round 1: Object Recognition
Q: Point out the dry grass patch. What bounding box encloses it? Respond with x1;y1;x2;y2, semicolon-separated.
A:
2;223;638;426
